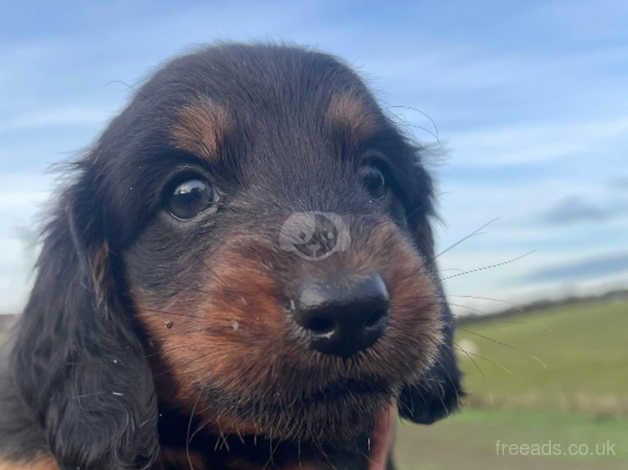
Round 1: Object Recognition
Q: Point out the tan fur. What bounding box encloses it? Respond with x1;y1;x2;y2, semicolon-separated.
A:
0;457;59;470
170;96;230;161
136;218;442;443
91;241;111;292
136;237;282;435
327;93;378;143
157;448;206;469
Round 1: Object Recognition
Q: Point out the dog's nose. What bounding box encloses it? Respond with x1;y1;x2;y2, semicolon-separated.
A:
294;273;389;357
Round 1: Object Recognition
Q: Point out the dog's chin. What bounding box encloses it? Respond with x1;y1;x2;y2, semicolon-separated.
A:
204;379;396;447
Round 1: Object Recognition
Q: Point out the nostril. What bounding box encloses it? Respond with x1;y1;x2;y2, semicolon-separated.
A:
304;315;336;336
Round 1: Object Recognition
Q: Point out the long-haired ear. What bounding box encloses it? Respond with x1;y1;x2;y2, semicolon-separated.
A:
398;161;464;424
11;170;159;469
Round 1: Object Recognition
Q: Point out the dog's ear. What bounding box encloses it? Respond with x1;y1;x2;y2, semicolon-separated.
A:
11;166;159;469
398;159;464;424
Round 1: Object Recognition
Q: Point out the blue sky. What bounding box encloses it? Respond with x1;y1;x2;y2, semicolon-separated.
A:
1;1;628;314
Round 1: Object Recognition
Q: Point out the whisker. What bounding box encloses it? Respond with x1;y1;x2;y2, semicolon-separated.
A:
447;302;486;316
444;340;508;376
453;342;484;377
436;217;501;259
459;327;547;368
441;250;535;281
186;390;203;470
450;294;512;305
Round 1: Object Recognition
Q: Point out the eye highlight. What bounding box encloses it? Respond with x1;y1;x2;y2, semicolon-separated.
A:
165;177;216;220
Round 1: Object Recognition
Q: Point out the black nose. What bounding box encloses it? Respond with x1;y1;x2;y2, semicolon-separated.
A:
294;273;389;357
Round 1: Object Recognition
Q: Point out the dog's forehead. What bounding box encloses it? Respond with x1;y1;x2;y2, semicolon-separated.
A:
132;45;384;164
167;91;379;164
98;44;411;219
169;95;231;162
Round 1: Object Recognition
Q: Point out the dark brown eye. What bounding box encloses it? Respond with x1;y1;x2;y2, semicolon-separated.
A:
166;178;215;219
360;165;387;199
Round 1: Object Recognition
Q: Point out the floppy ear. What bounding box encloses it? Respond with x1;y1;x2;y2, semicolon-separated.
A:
10;169;159;469
398;162;464;424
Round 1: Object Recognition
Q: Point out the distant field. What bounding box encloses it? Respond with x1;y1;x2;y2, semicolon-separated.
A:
395;409;628;470
457;299;628;416
395;299;628;469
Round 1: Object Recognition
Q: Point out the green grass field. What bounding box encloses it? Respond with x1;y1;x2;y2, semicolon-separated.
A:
394;299;628;469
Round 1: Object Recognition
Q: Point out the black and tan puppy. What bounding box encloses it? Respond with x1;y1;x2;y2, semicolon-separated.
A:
0;43;462;470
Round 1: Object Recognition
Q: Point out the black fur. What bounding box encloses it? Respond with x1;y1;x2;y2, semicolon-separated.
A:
4;173;159;468
0;43;461;469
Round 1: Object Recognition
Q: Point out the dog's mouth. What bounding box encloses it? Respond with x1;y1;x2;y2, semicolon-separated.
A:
203;374;396;428
296;376;393;404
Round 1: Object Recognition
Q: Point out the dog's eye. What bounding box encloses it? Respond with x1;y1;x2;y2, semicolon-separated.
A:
360;165;387;199
166;178;216;219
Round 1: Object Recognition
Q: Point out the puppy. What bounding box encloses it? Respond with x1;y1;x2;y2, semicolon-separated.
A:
0;43;462;470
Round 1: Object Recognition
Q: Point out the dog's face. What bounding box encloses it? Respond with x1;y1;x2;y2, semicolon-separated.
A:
120;46;442;442
14;44;461;468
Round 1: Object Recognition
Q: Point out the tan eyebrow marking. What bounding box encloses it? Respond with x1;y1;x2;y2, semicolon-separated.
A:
326;92;378;143
170;95;230;161
0;457;60;470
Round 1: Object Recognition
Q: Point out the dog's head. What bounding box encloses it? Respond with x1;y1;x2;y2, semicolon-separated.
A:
13;44;462;468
